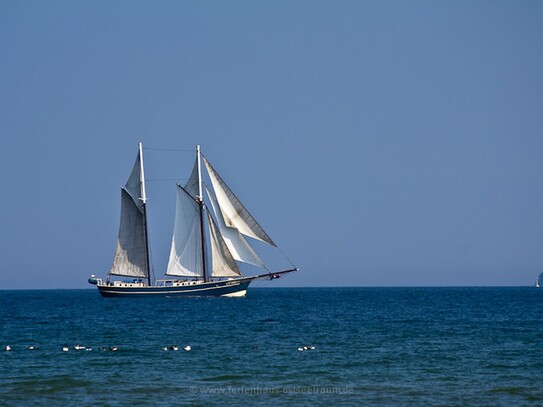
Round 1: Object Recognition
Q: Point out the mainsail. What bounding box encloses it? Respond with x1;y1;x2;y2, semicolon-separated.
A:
109;146;149;278
165;185;203;277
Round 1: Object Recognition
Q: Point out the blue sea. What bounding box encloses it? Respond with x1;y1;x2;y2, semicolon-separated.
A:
1;287;542;406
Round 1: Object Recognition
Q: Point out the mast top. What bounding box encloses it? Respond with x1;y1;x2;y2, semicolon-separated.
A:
196;145;203;201
139;142;147;204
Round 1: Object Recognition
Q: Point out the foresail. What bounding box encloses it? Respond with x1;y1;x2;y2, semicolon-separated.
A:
110;188;148;278
203;157;276;247
206;187;265;268
206;210;242;278
166;185;202;277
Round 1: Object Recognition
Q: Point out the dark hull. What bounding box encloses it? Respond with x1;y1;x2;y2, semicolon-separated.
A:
97;279;252;298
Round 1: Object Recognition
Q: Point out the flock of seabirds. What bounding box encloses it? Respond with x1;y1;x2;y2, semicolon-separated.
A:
2;344;188;353
2;344;316;352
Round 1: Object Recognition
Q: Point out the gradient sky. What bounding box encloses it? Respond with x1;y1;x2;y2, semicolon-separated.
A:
1;1;543;289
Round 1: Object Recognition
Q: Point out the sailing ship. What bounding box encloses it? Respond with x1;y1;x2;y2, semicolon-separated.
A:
89;143;297;297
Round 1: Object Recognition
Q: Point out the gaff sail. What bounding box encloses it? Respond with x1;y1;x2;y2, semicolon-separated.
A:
109;148;149;278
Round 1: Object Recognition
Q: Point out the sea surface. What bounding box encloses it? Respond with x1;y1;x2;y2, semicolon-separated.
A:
0;287;542;406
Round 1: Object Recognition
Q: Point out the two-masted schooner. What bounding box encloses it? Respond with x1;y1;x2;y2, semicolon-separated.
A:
89;143;297;297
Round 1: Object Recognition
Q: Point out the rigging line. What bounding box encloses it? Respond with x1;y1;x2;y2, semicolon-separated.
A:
146;178;186;182
143;147;194;152
176;183;199;203
277;246;298;270
202;180;213;193
148;243;156;285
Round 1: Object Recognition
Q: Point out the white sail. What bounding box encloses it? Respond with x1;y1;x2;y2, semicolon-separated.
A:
206;210;242;278
109;151;148;278
109;190;148;278
165;185;202;277
203;157;276;247
206;187;265;268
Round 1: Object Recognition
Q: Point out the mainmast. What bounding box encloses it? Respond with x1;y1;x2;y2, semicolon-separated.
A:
196;145;208;282
139;142;152;286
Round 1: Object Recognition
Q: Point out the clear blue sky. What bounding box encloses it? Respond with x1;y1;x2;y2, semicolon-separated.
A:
1;1;542;289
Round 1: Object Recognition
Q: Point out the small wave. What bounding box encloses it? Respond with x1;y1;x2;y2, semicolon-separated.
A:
201;374;250;382
9;376;88;395
489;387;526;395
